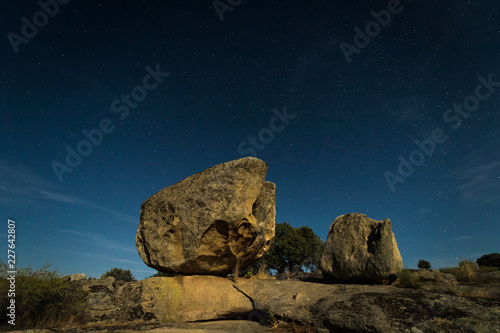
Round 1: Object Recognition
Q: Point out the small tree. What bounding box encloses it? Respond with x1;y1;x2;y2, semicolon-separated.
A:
255;222;324;274
417;260;431;270
476;253;500;269
101;268;136;282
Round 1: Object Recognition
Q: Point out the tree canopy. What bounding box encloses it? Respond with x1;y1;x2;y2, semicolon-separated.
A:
476;253;500;268
101;268;136;282
417;260;431;270
254;222;324;274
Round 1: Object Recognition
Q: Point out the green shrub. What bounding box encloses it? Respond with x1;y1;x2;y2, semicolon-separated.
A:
245;267;254;279
101;267;136;282
418;260;431;270
396;269;421;288
0;261;87;329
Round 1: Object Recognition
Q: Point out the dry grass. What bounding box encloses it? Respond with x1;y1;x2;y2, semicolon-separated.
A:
440;261;494;283
0;262;88;329
395;269;422;289
478;266;499;273
463;289;496;299
446;286;498;300
456;260;479;282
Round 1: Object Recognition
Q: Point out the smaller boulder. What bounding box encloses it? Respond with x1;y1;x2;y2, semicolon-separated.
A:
320;213;403;283
416;269;457;285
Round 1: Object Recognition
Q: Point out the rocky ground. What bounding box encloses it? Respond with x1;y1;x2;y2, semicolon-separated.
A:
9;271;500;333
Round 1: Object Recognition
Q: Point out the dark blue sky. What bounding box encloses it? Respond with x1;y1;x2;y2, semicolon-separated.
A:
1;0;499;279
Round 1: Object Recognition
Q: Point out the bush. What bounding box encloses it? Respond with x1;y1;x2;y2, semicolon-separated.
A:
456;260;479;283
418;260;431;270
0;261;87;329
244;267;254;279
396;269;422;288
477;253;500;269
101;268;136;282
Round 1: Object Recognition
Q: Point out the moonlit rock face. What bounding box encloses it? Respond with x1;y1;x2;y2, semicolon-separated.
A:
320;213;403;283
136;157;276;276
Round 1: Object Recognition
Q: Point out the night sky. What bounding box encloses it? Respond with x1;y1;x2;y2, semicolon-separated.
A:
1;0;499;280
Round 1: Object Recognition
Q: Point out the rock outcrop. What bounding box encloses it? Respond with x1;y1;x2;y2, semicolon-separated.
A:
72;276;500;333
136;157;276;276
140;276;253;322
393;269;458;287
233;279;500;333
320;213;403;283
76;275;253;325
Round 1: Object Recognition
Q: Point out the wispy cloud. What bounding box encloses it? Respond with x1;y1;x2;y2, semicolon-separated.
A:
450;131;500;204
450;235;473;242
0;160;137;223
453;158;500;203
61;248;141;265
416;207;432;218
60;229;137;254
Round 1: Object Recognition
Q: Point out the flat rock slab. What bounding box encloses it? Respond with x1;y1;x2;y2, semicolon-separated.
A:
144;320;272;332
9;321;272;333
25;277;500;332
234;279;500;332
140;276;253;323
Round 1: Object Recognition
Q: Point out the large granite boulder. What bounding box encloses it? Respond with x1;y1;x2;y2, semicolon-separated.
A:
136;157;276;276
320;213;403;283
